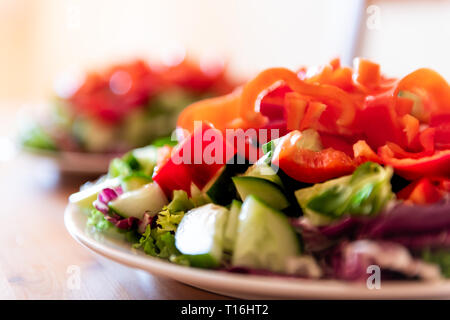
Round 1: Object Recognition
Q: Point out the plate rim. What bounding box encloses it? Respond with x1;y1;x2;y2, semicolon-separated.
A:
64;203;450;299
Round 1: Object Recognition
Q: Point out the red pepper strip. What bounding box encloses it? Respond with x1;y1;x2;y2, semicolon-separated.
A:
176;90;245;135
383;142;434;159
261;119;288;142
430;113;450;149
356;94;406;150
419;127;436;152
153;122;236;197
272;130;355;183
299;102;327;131
329;57;341;70
397;178;449;205
395;96;414;117
378;144;450;180
304;60;354;91
393;68;450;123
353;140;382;165
401;114;420;147
239;68;356;129
260;84;293;107
328;67;354;91
354;58;381;89
320;133;355;157
285;92;307;131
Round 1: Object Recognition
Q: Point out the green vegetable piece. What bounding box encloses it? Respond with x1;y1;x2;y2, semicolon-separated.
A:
108;183;168;220
232;195;301;273
134;226;181;258
69;177;121;209
293;129;323;152
232;176;290;210
108;158;132;178
243;160;284;187
223;200;242;252
121;172;152;192
175;204;229;268
296;162;394;225
131;145;159;176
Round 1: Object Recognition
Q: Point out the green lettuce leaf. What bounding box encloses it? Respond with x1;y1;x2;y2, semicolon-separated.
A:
133;226;183;261
296;162;394;225
87;209;114;232
133;190;196;264
156;190;194;234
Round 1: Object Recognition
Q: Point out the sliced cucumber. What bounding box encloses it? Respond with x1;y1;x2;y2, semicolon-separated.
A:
121;172;153;192
223;200;242;252
108;182;168;220
243;161;283;187
175;204;229;268
232;176;290;210
203;159;250;206
232;195;301;273
131;145;158;176
69;177;121;209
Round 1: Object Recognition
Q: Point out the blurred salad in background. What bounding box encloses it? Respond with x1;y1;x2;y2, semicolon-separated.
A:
21;58;237;153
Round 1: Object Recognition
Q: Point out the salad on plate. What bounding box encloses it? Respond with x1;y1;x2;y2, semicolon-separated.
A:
69;57;450;282
21;58;236;154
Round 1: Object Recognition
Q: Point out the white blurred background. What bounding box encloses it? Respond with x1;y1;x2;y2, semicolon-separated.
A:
0;0;449;103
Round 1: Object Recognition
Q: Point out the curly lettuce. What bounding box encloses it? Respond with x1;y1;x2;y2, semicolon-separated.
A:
133;190;195;264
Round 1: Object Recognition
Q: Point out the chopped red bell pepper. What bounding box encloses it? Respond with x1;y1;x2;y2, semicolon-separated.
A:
354;58;381;89
430;113;450;149
353;140;381;165
153;122;236;197
397;177;450;205
393;68;450;123
378;143;450;180
284;92;307;131
320;133;355;157
395;96;414;117
356;94;406;150
300;101;327;132
419;127;436;152
272;130;355;183
401;114;420;148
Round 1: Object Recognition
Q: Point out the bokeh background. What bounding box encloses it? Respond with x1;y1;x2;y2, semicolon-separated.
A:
1;0;449;105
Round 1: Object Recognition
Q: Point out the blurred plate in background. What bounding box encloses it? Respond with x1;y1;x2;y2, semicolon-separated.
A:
22;146;120;175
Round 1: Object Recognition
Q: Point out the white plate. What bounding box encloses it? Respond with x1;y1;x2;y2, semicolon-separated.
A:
64;203;450;299
22;146;121;175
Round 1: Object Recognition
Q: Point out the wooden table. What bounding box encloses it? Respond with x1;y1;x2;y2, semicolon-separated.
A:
0;106;228;299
